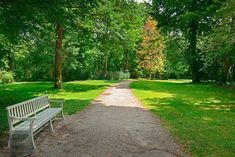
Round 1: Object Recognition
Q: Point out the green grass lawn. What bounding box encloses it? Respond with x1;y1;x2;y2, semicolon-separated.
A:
130;80;235;157
0;80;117;132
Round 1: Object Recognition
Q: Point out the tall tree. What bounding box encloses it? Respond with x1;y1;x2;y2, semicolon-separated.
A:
152;0;221;83
89;0;146;79
138;16;165;79
0;0;149;82
0;0;97;87
206;0;235;84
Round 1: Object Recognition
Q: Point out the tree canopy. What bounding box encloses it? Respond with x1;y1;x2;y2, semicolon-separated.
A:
0;0;234;86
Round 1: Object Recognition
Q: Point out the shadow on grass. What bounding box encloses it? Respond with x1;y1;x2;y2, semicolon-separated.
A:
130;80;235;156
130;80;235;133
143;97;235;154
131;80;235;105
131;80;234;91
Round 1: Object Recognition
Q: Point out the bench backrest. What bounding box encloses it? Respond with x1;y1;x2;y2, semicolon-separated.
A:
6;95;50;124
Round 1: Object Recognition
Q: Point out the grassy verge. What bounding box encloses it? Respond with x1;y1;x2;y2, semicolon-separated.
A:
130;80;235;157
0;80;117;132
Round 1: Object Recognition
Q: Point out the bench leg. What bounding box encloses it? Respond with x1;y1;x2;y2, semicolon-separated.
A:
7;134;11;148
49;120;55;132
61;110;65;120
30;132;36;149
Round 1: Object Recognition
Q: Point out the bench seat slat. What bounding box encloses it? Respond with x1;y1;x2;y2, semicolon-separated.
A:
13;108;62;132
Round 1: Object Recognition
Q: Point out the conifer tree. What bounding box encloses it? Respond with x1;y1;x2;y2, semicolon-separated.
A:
138;16;165;79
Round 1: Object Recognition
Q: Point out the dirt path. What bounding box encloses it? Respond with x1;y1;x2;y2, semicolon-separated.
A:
29;81;188;156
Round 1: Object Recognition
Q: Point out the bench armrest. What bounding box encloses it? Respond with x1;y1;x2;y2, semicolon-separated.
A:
9;116;35;132
49;99;64;109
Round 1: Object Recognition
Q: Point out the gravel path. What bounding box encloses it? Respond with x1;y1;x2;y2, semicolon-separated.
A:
30;80;189;157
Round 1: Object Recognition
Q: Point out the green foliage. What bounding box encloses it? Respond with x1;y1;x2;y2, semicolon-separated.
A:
0;0;148;82
117;71;130;80
0;71;14;84
152;0;222;82
130;69;142;79
96;71;130;80
0;0;234;83
203;0;235;84
164;35;190;79
131;80;235;156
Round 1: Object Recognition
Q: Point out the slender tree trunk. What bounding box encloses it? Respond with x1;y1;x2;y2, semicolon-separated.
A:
124;49;129;71
49;67;53;80
231;16;235;82
7;51;14;71
220;57;230;84
149;70;152;80
189;20;200;83
64;67;69;81
54;23;63;89
104;54;108;74
232;64;235;82
220;15;235;84
154;70;157;79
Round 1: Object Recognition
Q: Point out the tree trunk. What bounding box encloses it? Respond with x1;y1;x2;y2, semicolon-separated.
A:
220;57;230;84
232;64;235;82
54;23;63;89
49;67;53;80
7;51;14;71
189;20;200;83
219;14;234;84
124;49;129;71
149;70;152;80
231;16;235;82
64;67;69;81
104;54;108;74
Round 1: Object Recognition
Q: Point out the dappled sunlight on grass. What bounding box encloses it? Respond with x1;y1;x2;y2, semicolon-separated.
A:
207;97;222;103
202;117;212;121
130;80;235;157
202;104;233;111
157;79;192;83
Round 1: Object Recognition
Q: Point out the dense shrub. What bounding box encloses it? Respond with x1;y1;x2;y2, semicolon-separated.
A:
130;70;142;79
103;71;130;80
118;71;130;80
0;71;14;84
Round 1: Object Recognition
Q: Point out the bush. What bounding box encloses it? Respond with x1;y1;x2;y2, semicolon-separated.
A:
130;70;142;79
118;71;130;80
0;71;14;84
103;71;130;80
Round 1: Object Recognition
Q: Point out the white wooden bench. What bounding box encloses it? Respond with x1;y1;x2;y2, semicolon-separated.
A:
6;95;64;149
